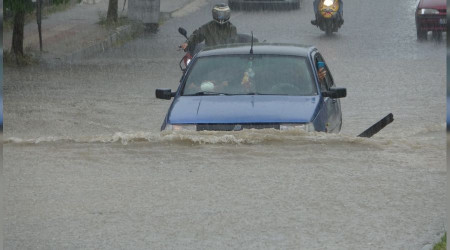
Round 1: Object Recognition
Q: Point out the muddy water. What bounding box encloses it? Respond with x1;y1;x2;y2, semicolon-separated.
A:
3;127;446;249
3;0;447;248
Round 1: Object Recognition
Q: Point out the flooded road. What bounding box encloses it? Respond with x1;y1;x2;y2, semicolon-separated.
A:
3;0;446;249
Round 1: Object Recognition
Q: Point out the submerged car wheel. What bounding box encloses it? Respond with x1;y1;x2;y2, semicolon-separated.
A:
432;31;442;41
416;28;427;40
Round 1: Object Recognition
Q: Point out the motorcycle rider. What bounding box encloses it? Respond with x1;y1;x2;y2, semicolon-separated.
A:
310;0;344;26
181;3;237;51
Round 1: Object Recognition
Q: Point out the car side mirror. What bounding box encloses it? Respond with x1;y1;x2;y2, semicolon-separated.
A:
178;27;188;39
322;87;346;98
155;88;176;100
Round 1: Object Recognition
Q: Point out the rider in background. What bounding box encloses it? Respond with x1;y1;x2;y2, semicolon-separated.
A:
181;3;237;51
310;0;344;26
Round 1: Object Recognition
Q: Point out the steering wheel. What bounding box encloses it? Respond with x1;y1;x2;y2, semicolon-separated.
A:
270;83;301;94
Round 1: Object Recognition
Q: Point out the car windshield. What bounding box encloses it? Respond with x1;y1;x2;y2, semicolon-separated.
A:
181;55;318;96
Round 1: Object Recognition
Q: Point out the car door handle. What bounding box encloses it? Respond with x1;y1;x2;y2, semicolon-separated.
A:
332;99;337;103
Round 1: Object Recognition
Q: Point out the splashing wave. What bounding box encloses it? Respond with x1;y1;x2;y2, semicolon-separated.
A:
4;127;441;150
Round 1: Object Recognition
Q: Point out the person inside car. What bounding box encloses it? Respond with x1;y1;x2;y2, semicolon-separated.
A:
180;3;237;51
311;0;344;26
318;67;327;81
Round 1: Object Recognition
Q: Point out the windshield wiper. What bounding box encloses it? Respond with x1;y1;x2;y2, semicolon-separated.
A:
186;91;230;96
185;92;273;96
235;92;272;95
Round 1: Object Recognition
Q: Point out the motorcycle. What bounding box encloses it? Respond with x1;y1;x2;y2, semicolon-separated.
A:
312;0;343;35
177;27;259;72
178;27;204;72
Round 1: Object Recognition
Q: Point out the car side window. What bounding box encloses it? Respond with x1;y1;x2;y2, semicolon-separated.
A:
314;54;334;90
323;64;334;88
314;54;328;91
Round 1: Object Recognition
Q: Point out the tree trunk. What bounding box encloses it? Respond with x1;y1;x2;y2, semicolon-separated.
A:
107;0;118;22
12;10;25;56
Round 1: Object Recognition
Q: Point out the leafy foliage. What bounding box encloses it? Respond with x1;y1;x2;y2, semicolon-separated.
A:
5;0;70;13
4;0;34;13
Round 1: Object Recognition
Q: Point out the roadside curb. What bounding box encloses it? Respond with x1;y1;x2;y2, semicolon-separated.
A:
46;0;196;63
34;22;144;65
64;23;144;62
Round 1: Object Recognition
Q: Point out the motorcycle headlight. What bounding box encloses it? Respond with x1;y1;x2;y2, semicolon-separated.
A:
323;0;334;7
418;8;439;15
165;124;197;131
280;123;315;132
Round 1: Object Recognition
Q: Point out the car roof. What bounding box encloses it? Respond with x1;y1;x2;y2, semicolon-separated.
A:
197;43;316;58
418;0;446;9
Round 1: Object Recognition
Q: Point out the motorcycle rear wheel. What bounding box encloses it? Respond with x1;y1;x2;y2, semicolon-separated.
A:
325;23;333;35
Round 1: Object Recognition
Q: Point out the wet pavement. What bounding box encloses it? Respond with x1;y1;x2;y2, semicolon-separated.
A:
3;0;447;249
2;0;193;61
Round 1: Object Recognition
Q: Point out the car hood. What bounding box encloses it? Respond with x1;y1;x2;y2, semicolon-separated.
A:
167;95;320;124
419;0;446;10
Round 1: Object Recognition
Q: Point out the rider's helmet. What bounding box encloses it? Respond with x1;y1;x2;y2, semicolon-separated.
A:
212;3;231;24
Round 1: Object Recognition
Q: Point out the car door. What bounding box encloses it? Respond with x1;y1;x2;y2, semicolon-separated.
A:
313;53;342;133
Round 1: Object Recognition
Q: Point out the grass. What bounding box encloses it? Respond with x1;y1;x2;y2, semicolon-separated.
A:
98;14;131;29
433;233;446;250
4;50;39;67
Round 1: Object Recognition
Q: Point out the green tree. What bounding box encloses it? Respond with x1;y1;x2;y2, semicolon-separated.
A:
5;0;68;62
107;0;118;22
5;0;33;57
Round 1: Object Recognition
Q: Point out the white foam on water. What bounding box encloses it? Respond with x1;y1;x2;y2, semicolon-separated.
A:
5;125;444;150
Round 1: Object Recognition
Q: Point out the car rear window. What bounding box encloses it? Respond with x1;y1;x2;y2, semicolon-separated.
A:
181;55;318;96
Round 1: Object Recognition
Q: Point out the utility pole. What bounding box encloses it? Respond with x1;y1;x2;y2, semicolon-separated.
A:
36;0;43;51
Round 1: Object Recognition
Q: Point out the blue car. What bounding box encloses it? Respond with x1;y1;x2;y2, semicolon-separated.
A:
156;44;346;132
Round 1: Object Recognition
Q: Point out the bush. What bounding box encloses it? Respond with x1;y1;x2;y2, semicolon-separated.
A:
433;233;446;250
